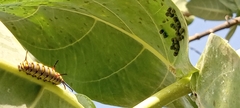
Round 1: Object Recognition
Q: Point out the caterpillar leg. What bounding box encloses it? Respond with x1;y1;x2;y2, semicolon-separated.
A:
63;82;66;90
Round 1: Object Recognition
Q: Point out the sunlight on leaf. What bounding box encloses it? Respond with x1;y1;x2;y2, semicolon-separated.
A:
193;34;240;107
0;22;88;108
219;0;240;12
0;0;196;107
187;0;232;20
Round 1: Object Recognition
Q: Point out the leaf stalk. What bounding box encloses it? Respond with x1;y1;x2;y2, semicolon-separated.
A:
134;76;192;108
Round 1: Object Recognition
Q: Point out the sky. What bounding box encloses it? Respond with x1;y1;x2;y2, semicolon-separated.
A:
93;17;240;107
189;18;240;65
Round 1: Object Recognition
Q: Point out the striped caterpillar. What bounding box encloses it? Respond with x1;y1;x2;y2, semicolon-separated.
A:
18;51;73;91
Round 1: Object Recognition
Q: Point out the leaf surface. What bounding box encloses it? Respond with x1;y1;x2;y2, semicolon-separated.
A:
187;0;232;20
0;22;90;108
219;0;240;12
193;34;240;108
0;0;196;107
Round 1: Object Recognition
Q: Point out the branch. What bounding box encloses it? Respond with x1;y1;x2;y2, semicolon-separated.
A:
188;17;240;42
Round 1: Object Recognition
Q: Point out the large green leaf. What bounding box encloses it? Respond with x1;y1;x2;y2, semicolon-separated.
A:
219;0;240;12
192;34;240;107
186;0;232;20
0;22;87;108
0;0;196;107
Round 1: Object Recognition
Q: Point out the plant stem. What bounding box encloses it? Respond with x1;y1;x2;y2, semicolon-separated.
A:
134;76;192;108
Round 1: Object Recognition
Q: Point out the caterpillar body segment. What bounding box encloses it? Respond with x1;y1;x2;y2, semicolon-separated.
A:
18;51;73;91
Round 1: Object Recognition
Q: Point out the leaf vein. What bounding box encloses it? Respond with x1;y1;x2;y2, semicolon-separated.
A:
81;47;145;83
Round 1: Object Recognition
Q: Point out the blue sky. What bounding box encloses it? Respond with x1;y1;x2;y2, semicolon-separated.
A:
93;17;240;108
189;17;240;65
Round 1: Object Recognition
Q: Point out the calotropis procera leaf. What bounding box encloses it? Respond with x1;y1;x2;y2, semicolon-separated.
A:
186;0;232;20
0;67;83;108
219;0;240;12
0;0;196;107
0;23;90;108
192;34;240;107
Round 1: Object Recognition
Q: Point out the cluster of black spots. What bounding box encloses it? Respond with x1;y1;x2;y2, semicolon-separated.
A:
173;17;179;23
170;30;185;56
165;7;186;56
165;7;176;18
179;28;185;34
159;29;164;34
170;38;180;56
159;29;168;38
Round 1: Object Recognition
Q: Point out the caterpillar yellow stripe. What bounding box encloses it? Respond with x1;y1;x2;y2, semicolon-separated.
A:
18;51;73;91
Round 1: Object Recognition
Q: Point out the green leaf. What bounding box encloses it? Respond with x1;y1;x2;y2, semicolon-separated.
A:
76;94;96;108
172;0;188;12
219;0;240;12
236;1;240;11
225;25;237;41
0;23;90;108
192;33;240;107
186;0;232;20
0;0;196;107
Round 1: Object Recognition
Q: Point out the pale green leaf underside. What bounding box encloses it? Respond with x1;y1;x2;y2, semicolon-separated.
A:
0;0;196;107
187;0;232;20
194;34;240;107
0;22;89;108
220;0;240;12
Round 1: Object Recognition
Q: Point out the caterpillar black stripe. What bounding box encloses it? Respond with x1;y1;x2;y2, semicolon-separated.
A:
18;51;73;91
